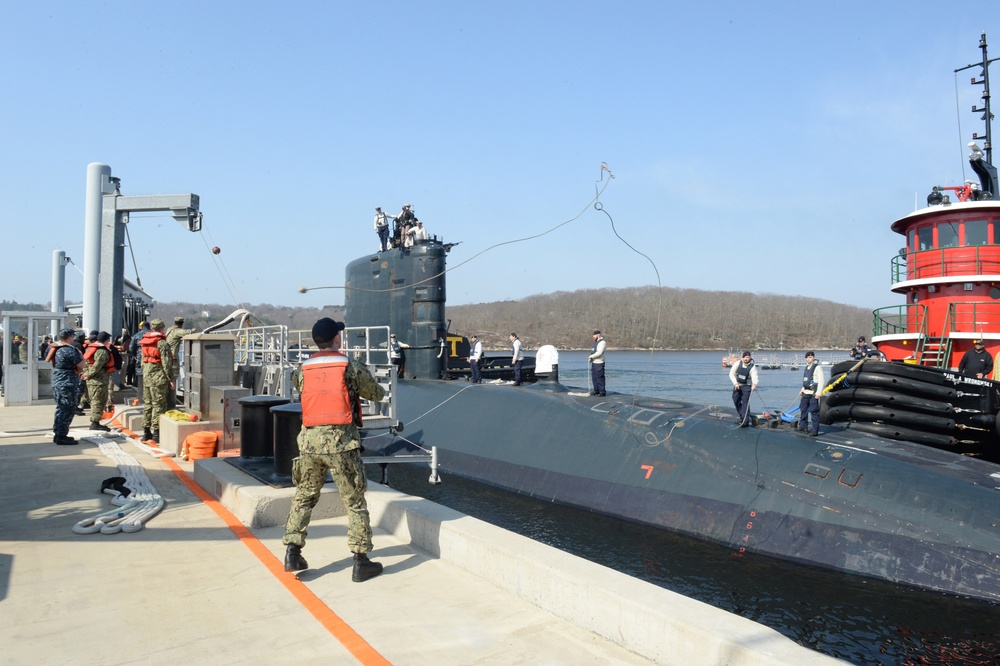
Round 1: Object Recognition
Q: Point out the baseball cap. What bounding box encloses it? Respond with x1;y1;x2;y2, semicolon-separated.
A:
312;318;345;344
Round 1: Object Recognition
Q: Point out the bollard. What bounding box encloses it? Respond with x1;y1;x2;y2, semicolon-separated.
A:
270;402;303;478
238;395;290;458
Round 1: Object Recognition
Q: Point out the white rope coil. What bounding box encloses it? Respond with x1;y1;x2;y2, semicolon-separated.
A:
72;436;165;535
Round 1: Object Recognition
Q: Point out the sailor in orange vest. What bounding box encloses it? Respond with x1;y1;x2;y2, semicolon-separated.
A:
83;331;115;432
139;319;174;443
282;318;386;582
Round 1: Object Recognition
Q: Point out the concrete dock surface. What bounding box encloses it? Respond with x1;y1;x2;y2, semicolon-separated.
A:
0;403;843;665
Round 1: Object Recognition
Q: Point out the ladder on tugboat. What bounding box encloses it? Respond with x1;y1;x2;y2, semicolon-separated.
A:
914;336;952;368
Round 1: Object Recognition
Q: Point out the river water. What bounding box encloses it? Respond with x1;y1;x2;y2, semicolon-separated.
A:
371;351;1000;665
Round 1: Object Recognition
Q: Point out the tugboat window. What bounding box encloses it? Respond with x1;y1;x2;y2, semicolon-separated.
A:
917;226;934;251
907;228;915;250
965;219;988;245
938;222;958;248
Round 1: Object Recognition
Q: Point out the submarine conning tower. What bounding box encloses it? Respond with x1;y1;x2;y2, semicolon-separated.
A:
344;239;449;380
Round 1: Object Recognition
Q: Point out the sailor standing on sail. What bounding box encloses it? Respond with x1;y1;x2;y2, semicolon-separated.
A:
729;350;758;427
373;207;394;252
797;351;825;436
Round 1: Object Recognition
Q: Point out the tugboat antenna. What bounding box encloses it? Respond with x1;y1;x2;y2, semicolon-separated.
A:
956;31;997;166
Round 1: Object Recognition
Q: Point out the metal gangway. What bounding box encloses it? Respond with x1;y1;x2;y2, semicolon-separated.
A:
201;317;439;483
340;325;440;484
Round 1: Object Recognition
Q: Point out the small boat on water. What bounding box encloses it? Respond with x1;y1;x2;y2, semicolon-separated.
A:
341;34;1000;605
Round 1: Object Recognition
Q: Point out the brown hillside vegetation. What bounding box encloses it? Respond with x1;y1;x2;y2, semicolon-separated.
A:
26;286;871;352
445;287;873;351
132;302;346;336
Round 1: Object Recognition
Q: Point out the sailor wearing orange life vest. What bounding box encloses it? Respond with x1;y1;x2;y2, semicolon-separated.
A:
83;331;115;432
139;319;174;443
282;317;386;582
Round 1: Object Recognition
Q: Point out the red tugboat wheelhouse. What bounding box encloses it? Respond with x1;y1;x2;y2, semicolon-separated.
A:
824;33;1000;459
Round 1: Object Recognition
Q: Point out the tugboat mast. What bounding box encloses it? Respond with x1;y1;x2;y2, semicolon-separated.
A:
956;32;997;180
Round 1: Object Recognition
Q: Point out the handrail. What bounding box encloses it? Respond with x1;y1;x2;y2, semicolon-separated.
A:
872;303;927;337
946;301;1000;334
892;245;1000;283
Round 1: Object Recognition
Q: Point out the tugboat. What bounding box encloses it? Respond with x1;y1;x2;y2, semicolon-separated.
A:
343;35;1000;603
823;32;1000;460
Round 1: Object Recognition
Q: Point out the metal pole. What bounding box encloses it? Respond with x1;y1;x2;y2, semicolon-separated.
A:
83;163;111;331
51;250;66;336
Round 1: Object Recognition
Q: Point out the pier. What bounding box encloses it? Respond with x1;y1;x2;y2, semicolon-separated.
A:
0;402;841;665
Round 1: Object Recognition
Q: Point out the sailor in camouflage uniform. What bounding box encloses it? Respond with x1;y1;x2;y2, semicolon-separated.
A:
140;319;174;443
164;317;195;409
84;331;114;432
51;327;85;445
282;317;386;582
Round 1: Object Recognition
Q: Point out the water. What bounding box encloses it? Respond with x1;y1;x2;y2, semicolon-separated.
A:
369;351;1000;665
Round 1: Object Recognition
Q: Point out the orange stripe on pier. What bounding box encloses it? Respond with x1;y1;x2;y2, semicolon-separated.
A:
114;420;390;666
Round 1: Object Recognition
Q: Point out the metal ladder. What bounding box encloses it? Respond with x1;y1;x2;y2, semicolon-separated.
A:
915;336;951;368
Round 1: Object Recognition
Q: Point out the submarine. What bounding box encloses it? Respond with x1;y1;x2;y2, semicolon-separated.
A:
346;241;1000;606
341;36;1000;603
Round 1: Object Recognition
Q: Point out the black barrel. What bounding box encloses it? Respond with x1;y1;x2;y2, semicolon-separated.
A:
271;402;303;477
238;395;290;458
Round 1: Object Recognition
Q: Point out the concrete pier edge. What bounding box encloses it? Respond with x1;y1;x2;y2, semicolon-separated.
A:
195;457;841;665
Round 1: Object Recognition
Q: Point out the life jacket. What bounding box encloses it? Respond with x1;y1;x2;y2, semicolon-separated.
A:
108;345;123;371
84;342;115;373
300;350;354;427
735;360;754;385
801;362;818;392
140;332;167;364
390;340;402;359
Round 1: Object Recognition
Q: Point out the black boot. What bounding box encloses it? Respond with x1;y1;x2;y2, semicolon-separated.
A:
151;430;160;444
284;545;308;572
54;435;78;445
90;421;110;432
352;552;383;582
142;428;152;441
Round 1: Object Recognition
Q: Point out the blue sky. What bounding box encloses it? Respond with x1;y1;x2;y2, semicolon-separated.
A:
2;3;996;313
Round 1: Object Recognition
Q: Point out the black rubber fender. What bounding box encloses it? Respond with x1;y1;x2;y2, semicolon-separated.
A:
841;421;957;448
824;387;955;415
824;404;957;434
830;360;957;387
827;371;959;400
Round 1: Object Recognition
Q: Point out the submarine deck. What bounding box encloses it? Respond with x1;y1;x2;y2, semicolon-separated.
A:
0;401;841;666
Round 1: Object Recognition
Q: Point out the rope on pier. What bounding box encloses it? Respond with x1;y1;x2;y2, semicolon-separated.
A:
72;436;165;535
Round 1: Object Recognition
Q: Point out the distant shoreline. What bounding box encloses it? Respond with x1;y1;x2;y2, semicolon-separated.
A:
483;348;853;354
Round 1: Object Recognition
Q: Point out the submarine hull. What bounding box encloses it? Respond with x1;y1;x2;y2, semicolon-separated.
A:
380;380;1000;602
346;239;1000;602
